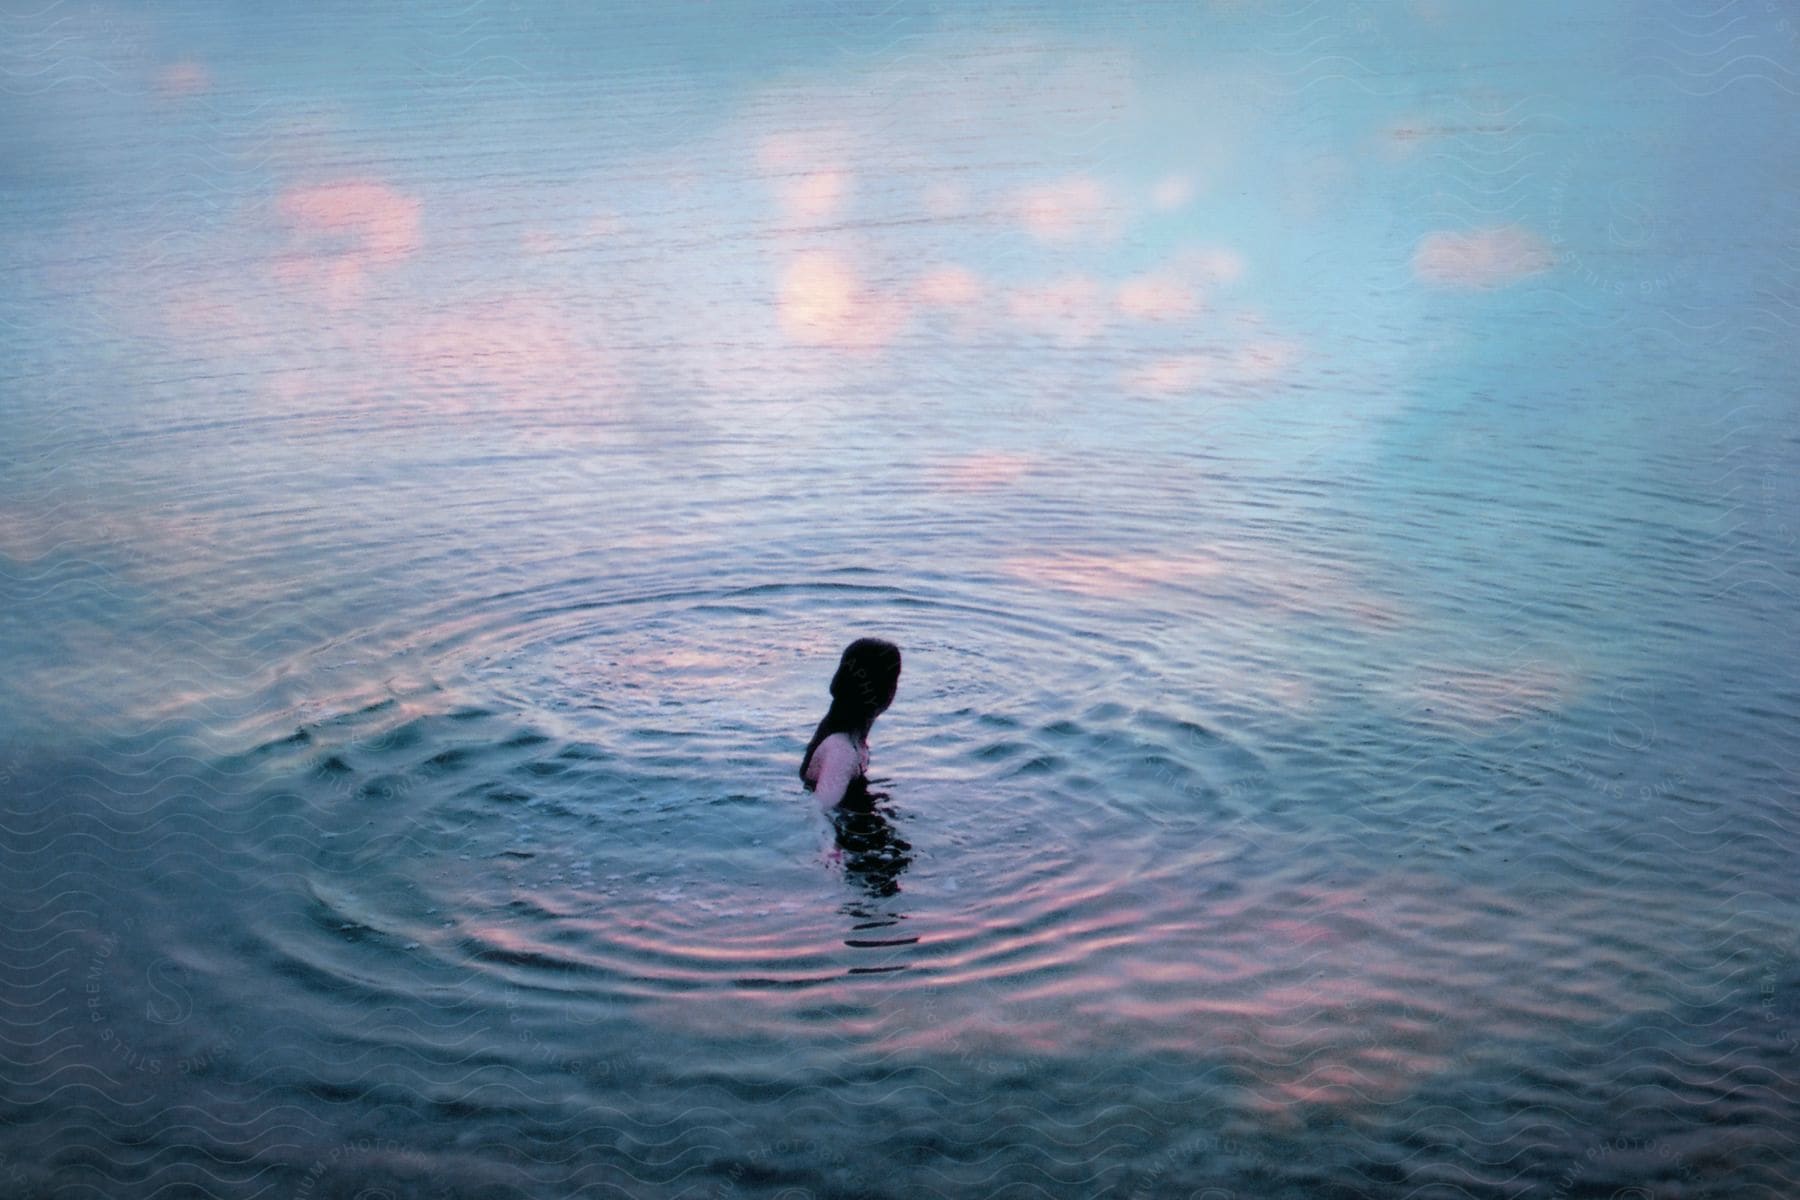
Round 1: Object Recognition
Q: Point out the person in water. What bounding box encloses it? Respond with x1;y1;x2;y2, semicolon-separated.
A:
800;637;902;810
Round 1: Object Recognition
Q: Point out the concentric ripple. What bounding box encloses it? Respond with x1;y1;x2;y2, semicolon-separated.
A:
236;567;1284;1058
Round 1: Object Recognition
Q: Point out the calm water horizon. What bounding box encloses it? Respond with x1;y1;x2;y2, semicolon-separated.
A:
2;2;1797;1197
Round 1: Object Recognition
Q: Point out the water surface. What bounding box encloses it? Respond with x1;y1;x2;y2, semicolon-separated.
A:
2;2;1797;1197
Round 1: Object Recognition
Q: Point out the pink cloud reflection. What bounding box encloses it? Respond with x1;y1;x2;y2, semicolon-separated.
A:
1004;543;1402;638
1010;174;1115;242
1413;224;1553;289
930;452;1035;491
913;264;984;309
155;61;211;98
1150;173;1196;211
1007;275;1109;344
1003;550;1228;597
1121;338;1300;397
384;290;613;405
777;250;908;349
1115;271;1198;321
273;180;422;305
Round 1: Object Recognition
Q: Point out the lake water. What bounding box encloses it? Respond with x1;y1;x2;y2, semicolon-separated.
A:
3;2;1798;1197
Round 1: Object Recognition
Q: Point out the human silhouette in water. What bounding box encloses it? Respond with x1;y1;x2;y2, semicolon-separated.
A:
799;637;901;810
799;638;912;900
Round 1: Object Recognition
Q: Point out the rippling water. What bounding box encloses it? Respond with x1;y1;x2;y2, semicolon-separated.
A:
4;2;1799;1197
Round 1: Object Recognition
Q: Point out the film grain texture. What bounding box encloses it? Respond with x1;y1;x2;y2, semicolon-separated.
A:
2;2;1797;1197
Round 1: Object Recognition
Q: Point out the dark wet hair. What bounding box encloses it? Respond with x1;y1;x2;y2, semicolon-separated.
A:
799;637;902;783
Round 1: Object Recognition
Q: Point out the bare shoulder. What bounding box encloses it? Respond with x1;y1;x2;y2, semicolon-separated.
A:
806;732;853;781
